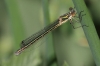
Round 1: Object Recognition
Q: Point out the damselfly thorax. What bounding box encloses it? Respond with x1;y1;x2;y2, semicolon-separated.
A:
15;7;88;55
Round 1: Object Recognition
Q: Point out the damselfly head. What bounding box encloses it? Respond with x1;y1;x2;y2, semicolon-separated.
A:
69;7;76;17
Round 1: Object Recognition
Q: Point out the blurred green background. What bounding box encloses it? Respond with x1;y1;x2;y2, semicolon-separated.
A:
0;0;100;66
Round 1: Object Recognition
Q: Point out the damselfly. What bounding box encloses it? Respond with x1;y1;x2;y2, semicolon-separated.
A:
15;7;88;55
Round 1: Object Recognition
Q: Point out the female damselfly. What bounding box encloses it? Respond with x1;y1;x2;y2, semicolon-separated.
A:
15;7;88;55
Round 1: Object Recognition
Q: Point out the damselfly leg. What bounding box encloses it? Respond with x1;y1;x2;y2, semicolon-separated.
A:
69;10;88;29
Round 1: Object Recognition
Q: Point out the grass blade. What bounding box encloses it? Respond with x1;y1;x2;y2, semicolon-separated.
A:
72;0;100;65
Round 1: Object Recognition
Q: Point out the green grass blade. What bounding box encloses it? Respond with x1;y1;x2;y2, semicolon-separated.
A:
72;0;100;65
5;0;25;49
42;0;54;66
4;0;26;66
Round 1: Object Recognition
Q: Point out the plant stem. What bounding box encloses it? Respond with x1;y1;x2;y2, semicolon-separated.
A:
72;0;100;65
